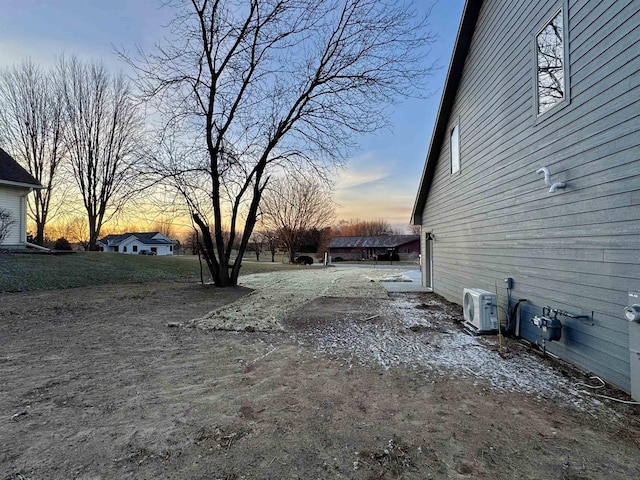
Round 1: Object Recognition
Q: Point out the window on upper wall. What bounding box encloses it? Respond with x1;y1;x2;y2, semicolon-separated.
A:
536;8;567;115
450;123;460;175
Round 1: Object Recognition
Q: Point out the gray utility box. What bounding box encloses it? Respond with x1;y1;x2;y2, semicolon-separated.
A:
541;318;562;341
531;315;562;341
628;292;640;401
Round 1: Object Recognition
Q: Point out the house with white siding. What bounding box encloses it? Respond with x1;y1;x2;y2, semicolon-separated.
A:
412;0;640;398
0;148;43;249
97;232;175;256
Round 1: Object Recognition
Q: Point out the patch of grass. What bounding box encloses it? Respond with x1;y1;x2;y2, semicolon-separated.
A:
238;260;305;275
0;252;301;292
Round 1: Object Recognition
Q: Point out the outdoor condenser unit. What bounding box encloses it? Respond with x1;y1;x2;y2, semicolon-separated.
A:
463;288;498;334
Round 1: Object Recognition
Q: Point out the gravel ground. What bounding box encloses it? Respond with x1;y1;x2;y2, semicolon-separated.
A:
192;268;396;331
196;268;623;413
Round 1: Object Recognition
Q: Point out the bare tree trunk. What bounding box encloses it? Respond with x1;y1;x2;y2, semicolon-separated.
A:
88;216;98;251
195;230;205;285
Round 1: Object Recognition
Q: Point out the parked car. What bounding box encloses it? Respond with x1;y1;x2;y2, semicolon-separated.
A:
295;255;313;265
139;250;157;255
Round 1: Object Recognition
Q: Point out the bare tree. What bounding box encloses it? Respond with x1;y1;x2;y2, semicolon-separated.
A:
265;231;279;263
125;0;435;286
333;218;394;237
60;57;143;250
261;176;335;263
0;60;67;246
247;230;265;261
254;224;279;262
407;224;421;235
153;217;177;239
61;215;91;250
181;230;199;255
536;10;564;114
0;208;16;245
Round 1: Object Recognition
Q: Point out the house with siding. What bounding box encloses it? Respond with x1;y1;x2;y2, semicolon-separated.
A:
97;232;175;256
0;148;43;248
328;235;420;261
412;0;640;398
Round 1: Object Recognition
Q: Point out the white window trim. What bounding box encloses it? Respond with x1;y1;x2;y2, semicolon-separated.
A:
450;122;460;175
534;2;570;118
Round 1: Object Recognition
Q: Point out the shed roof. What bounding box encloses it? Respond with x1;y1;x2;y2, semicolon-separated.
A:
0;148;43;188
411;0;483;224
328;235;419;249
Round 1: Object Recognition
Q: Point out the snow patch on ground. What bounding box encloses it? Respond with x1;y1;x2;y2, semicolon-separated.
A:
193;269;597;411
192;268;399;331
294;292;594;411
380;274;413;282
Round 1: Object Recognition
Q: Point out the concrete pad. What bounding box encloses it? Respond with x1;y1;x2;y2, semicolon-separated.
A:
380;270;431;293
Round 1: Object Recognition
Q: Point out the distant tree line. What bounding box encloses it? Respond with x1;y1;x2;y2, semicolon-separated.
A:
185;216;405;264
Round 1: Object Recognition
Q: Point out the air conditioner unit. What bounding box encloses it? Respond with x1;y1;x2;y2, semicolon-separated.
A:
463;288;498;334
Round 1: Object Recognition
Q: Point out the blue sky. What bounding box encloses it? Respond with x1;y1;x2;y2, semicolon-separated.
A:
0;0;466;230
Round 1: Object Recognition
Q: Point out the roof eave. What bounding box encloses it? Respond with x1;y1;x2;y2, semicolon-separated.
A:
411;0;484;225
0;179;44;190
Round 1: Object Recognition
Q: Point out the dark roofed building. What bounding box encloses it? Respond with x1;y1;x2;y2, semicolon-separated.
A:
328;235;420;261
0;148;41;188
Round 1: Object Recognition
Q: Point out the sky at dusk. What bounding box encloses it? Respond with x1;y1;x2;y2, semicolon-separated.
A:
0;0;466;231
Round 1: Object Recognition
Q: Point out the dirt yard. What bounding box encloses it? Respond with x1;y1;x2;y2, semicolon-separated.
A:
1;268;640;479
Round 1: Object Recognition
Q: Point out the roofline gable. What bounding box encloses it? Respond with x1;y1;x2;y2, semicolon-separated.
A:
411;0;484;224
0;179;44;190
151;232;171;241
97;231;175;247
0;147;44;189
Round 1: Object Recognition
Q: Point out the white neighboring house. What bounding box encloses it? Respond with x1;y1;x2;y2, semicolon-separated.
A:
0;148;43;249
97;231;175;256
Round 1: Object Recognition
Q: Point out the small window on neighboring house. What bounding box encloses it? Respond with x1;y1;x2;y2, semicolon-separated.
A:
133;245;138;253
536;8;566;115
450;124;460;174
114;246;119;253
170;245;173;252
123;246;127;253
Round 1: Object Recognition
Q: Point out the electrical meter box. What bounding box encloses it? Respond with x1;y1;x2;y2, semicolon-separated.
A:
531;315;562;341
541;318;562;341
